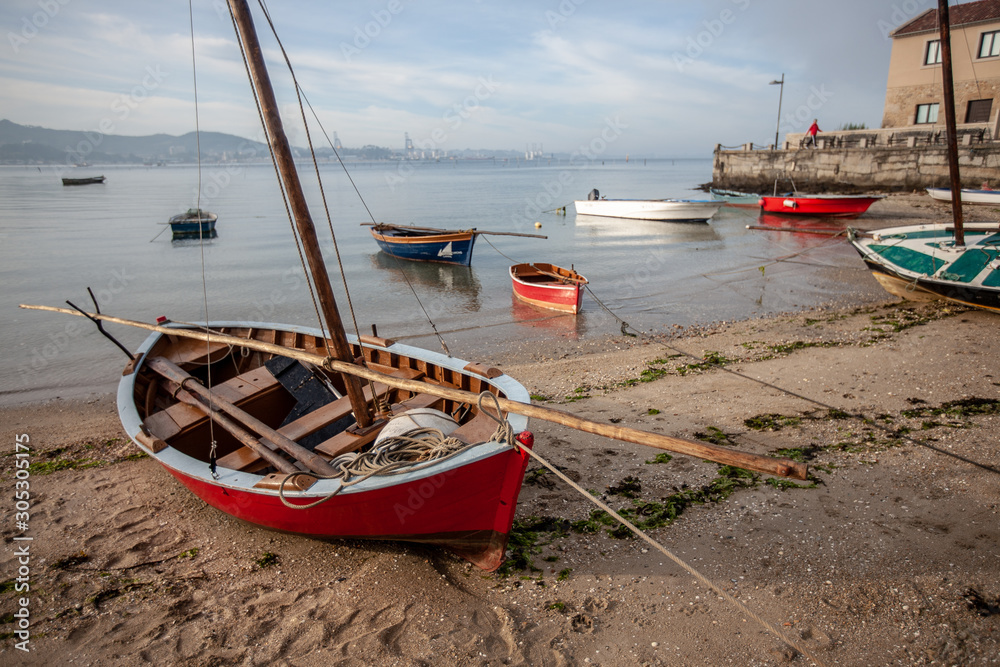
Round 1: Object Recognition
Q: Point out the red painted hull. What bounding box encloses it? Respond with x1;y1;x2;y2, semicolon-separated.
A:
758;195;883;218
509;263;587;314
118;323;536;571
160;444;531;570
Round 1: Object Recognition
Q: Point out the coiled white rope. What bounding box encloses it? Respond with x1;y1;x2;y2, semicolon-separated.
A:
278;392;514;509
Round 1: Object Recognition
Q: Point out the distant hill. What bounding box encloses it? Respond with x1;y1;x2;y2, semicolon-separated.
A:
0;119;268;165
0;119;545;164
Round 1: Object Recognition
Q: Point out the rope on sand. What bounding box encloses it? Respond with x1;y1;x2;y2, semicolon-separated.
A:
513;441;826;666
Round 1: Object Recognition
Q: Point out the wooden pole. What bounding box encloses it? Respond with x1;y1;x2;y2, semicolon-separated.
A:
745;225;847;236
20;304;808;480
146;356;339;476
227;0;372;427
937;0;965;247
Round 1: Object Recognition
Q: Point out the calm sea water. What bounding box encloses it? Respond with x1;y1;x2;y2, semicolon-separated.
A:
0;159;888;406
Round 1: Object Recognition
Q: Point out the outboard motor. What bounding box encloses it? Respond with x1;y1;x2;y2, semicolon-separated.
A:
587;188;599;201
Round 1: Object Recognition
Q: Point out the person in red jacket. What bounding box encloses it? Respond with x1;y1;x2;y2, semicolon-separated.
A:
805;119;821;148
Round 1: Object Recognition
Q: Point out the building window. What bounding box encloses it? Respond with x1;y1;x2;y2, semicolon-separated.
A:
966;99;993;123
924;39;942;65
916;103;939;124
980;30;1000;58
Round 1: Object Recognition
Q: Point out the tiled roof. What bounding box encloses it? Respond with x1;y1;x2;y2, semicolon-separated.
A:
893;0;1000;37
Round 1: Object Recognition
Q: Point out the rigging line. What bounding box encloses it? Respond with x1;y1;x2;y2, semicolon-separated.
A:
590;283;1000;476
226;3;332;358
959;18;984;101
256;1;364;348
699;234;850;280
515;443;826;666
255;0;451;359
188;0;217;474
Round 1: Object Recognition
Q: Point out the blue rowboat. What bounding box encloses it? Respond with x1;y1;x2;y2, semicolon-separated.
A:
370;224;477;266
169;209;218;237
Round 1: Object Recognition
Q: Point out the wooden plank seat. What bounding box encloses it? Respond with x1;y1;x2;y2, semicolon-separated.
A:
216;366;430;472
160;336;232;367
143;365;284;442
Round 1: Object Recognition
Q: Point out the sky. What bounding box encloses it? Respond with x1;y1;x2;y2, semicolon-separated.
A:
0;0;953;158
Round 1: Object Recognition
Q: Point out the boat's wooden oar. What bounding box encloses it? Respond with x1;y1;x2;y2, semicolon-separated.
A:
145;356;339;477
365;222;547;239
19;304;807;480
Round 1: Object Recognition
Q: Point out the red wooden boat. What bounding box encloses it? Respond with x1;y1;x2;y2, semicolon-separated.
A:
118;322;533;571
758;194;884;217
509;263;588;314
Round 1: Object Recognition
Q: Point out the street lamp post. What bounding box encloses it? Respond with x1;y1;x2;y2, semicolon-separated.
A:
769;74;785;149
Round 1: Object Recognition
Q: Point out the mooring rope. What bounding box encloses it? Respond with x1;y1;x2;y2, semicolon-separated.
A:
277;393;513;509
512;440;826;666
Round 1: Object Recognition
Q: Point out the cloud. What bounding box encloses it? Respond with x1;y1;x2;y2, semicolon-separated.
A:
0;0;903;156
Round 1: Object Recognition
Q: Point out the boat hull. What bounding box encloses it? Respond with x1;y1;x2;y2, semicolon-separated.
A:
926;187;1000;205
710;188;760;208
169;209;218;237
509;263;588;314
574;199;722;221
117;322;533;570
759;195;883;217
849;223;1000;313
62;176;105;185
169;220;217;235
371;227;476;265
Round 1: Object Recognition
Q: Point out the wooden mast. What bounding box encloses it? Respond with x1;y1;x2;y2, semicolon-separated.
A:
937;0;965;247
227;0;372;427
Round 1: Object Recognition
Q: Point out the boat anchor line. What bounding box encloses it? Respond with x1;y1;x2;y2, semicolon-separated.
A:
585;290;1000;477
517;441;827;667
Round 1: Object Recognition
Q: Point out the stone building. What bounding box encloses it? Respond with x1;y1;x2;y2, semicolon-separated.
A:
882;0;1000;138
713;1;1000;192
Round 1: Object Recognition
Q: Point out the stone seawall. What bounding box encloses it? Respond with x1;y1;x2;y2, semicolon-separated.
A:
712;145;1000;194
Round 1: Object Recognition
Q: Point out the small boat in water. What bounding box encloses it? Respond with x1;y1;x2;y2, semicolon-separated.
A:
574;191;722;222
168;208;218;237
509;263;588;314
369;224;477;266
758;194;883;218
367;223;547;266
62;176;105;186
710;188;761;208
926;187;1000;206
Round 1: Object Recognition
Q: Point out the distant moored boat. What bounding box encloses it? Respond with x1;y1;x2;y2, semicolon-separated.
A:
62;176;105;186
758;194;884;218
168;208;218;237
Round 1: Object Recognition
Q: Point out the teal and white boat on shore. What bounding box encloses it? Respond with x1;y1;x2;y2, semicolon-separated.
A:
848;222;1000;313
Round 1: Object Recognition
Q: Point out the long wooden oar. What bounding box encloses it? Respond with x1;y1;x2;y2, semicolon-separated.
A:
19;304;807;480
365;222;547;239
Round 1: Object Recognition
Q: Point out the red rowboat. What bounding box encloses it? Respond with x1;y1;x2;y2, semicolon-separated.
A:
509;263;588;314
118;322;533;571
758;194;884;217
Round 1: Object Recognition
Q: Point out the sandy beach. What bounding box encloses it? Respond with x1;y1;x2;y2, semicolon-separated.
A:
2;194;999;665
